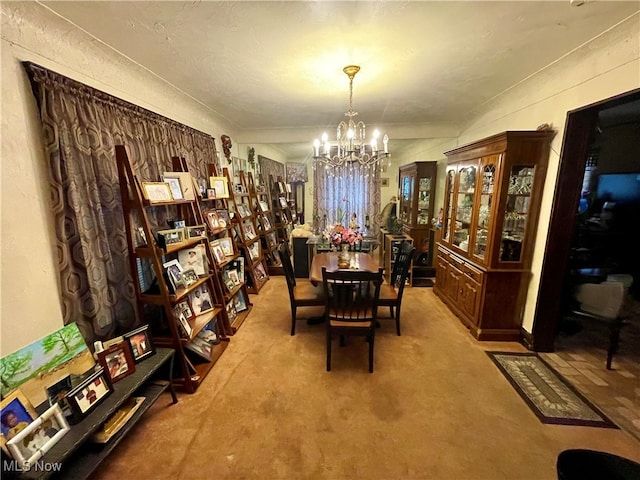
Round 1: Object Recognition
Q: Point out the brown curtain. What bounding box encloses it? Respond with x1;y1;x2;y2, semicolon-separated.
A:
24;62;218;344
258;155;285;185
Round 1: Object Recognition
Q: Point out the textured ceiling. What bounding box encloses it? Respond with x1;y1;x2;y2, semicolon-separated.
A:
40;1;639;159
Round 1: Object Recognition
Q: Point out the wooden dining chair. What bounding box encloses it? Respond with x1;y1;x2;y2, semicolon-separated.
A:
322;266;384;373
378;242;415;335
278;242;325;335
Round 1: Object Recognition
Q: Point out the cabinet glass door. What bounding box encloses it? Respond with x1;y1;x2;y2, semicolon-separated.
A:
499;165;534;262
472;156;499;261
400;174;413;224
453;165;476;252
442;169;455;243
416;176;432;225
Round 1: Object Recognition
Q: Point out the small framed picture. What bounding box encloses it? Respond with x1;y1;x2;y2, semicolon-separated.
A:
6;404;70;469
141;182;174;203
123;325;156;363
259;201;269;212
206;188;216;199
163;172;196;200
64;367;113;420
178;246;207;276
189;284;214;316
218;237;234;257
181;268;199;287
1;389;38;455
226;300;238;323
45;375;74;418
210;241;226;265
209;176;230;199
279;197;288;209
204;210;220;232
156;228;185;250
222;270;236;293
97;342;136;384
242;221;256;240
173;299;194;321
228;269;240;286
163;259;184;292
186;224;207;239
137;226;148;246
255;262;267;281
381;177;390;187
162;176;184;200
233;289;248;313
216;210;230;227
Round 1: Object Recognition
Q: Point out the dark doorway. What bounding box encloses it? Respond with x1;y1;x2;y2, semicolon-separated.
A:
530;88;640;351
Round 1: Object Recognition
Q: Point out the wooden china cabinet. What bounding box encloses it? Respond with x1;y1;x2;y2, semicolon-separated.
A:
398;161;437;285
434;131;553;340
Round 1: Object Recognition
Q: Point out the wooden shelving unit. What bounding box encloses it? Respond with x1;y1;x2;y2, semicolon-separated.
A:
116;145;229;394
269;174;295;245
248;172;281;275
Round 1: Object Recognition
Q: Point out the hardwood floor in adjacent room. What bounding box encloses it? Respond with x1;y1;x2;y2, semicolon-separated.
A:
90;277;640;480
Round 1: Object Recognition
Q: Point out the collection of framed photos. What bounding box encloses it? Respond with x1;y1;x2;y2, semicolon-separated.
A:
0;324;157;469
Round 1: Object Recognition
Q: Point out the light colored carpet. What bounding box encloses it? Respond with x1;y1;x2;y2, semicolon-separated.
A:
91;277;640;480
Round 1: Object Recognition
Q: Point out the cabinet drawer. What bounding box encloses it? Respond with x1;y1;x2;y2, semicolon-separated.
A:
437;245;449;259
462;263;483;283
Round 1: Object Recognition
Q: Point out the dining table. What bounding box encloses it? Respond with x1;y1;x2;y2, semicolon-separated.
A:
309;251;381;286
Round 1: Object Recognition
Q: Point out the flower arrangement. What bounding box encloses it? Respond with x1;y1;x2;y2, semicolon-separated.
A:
324;223;363;246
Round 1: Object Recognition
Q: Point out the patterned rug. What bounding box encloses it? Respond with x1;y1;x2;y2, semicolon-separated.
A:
487;352;618;428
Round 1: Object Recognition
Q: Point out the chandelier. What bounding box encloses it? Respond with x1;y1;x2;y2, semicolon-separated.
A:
313;65;389;171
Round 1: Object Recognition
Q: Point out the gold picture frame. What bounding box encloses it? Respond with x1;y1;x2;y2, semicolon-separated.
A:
141;182;174;203
0;389;38;455
209;176;230;199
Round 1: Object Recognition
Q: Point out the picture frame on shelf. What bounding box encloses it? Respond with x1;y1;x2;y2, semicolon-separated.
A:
255;262;267;281
156;228;185;250
176;310;193;339
141;182;174;204
233;288;248;313
45;375;74;418
178;246;207;276
162;175;184;200
210;240;226;265
0;389;38;455
209;176;230;199
6;404;70;469
279;197;288;209
206;188;217;199
97;342;136;384
136;226;148;246
189;284;214;316
262;216;272;230
216;209;230;227
123;324;156;363
173;299;194;322
186;224;207;239
180;268;199;287
204;209;220;232
163;172;196;201
163;259;184;292
242;221;256;240
218;237;234;257
248;242;260;261
226;300;238;324
259;201;269;212
228;269;240;286
64;367;113;421
221;270;236;293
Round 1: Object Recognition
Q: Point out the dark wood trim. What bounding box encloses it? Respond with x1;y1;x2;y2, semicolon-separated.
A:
530;88;640;351
520;327;534;350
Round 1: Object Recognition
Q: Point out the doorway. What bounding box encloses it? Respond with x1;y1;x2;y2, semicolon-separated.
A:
531;88;640;351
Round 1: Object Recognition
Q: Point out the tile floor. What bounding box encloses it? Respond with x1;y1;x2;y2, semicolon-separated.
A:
541;315;640;442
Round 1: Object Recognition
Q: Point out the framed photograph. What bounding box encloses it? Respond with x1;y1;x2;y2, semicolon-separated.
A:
228;269;240;286
209;176;229;199
240;204;252;218
64;367;113;420
163;172;196;200
381;177;390;187
163;259;184;292
216;209;230;228
259;200;269;212
242;221;256;240
156;228;185;250
263;215;272;230
1;389;38;455
97;342;136;384
186;224;207;239
204;210;220;232
233;289;248;313
279;197;288;209
218;237;234;257
236;257;245;283
136;226;148;246
210;241;226;265
45;375;73;418
222;270;236;293
162;176;184;200
123;325;156;363
189;284;214;316
173;299;194;322
6;404;70;468
248;242;260;261
141;182;174;203
226;300;238;323
255;262;268;281
178;246;207;276
181;268;199;287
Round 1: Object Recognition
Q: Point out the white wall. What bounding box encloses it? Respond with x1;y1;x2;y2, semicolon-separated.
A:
0;2;234;354
457;13;640;333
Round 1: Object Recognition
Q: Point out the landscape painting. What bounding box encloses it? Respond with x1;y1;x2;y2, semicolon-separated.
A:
0;323;95;407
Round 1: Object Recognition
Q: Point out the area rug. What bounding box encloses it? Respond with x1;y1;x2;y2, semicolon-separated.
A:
487;352;618;428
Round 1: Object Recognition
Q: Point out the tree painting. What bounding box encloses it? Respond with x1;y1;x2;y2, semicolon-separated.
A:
0;323;89;397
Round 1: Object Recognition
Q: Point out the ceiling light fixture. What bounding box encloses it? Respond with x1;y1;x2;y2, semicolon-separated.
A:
313;65;390;172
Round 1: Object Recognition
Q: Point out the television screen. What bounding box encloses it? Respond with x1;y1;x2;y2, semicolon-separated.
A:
596;173;640;205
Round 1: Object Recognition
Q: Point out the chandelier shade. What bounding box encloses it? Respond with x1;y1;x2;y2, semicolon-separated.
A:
313;66;389;172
